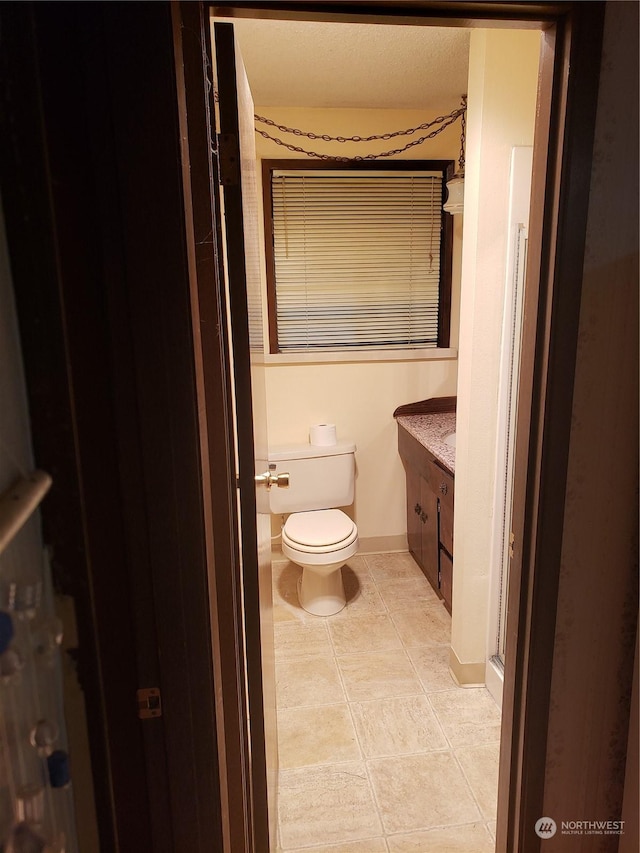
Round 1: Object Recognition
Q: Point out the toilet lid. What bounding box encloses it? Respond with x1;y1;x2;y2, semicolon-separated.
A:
284;509;356;548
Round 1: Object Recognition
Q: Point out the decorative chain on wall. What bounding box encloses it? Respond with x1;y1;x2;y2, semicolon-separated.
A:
253;97;467;162
456;95;467;174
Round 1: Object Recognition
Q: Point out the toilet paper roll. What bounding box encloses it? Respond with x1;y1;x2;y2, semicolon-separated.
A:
309;424;337;446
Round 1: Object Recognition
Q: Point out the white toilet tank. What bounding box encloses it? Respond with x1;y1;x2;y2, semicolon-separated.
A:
267;442;356;514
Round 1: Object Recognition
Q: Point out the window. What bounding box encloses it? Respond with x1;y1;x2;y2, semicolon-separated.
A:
263;160;453;354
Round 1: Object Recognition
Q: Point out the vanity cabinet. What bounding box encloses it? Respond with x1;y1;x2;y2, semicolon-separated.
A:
398;425;455;612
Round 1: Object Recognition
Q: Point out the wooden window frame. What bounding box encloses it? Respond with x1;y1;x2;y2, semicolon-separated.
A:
262;158;454;354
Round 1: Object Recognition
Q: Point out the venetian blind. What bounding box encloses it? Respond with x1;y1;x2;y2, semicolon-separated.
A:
271;171;444;352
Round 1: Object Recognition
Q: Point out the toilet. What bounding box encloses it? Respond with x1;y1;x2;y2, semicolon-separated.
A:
268;441;358;616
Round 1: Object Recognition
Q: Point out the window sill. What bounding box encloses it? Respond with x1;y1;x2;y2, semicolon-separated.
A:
259;347;458;366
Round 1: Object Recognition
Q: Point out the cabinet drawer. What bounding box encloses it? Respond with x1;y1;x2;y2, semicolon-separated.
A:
440;549;453;614
430;462;454;511
398;426;455;505
439;501;454;556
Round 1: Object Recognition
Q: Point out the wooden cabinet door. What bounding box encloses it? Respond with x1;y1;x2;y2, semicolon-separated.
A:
419;477;439;592
406;468;423;565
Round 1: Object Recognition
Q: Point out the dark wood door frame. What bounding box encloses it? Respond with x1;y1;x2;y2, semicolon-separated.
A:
173;9;277;850
173;6;263;852
500;9;606;849
201;3;605;851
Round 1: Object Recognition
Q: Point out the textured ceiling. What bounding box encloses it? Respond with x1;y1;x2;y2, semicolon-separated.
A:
218;19;470;110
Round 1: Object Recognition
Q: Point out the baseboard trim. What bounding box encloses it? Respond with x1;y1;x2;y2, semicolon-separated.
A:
357;534;408;554
449;647;486;687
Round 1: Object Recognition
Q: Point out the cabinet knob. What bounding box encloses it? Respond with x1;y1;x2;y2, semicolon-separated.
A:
420;511;427;523
414;503;421;515
439;482;448;496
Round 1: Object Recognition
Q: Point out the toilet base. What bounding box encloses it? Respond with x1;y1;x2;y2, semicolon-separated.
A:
297;566;346;616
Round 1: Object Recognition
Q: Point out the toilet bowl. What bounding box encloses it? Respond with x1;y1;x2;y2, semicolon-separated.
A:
281;509;358;616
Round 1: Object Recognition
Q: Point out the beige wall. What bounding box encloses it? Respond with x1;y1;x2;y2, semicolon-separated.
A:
255;106;461;547
264;358;456;545
450;30;541;680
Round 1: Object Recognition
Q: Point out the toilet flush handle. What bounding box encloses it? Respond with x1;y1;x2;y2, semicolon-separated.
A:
255;465;290;490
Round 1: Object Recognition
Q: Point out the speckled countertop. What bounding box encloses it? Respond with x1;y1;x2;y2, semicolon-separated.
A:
395;412;457;473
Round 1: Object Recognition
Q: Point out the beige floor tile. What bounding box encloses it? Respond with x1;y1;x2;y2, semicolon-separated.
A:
455;742;500;820
351;695;448;757
341;569;386;616
329;613;402;655
390;605;451;647
273;562;308;623
276;656;345;709
341;555;370;579
281;838;388;853
275;621;332;659
365;551;425;581
367;752;481;834
277;704;360;769
278;762;382;849
336;650;423;701
375;577;440;610
428;689;502;748
406;645;457;693
272;561;296;586
386;821;495;851
273;602;305;624
273;552;501;850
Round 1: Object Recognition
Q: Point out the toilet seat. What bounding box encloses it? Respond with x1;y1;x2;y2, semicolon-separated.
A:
283;509;356;553
282;527;358;555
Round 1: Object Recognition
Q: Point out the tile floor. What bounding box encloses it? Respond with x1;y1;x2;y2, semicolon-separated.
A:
272;551;501;853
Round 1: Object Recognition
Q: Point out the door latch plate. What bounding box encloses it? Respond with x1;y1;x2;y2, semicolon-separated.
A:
137;687;162;720
217;133;239;186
